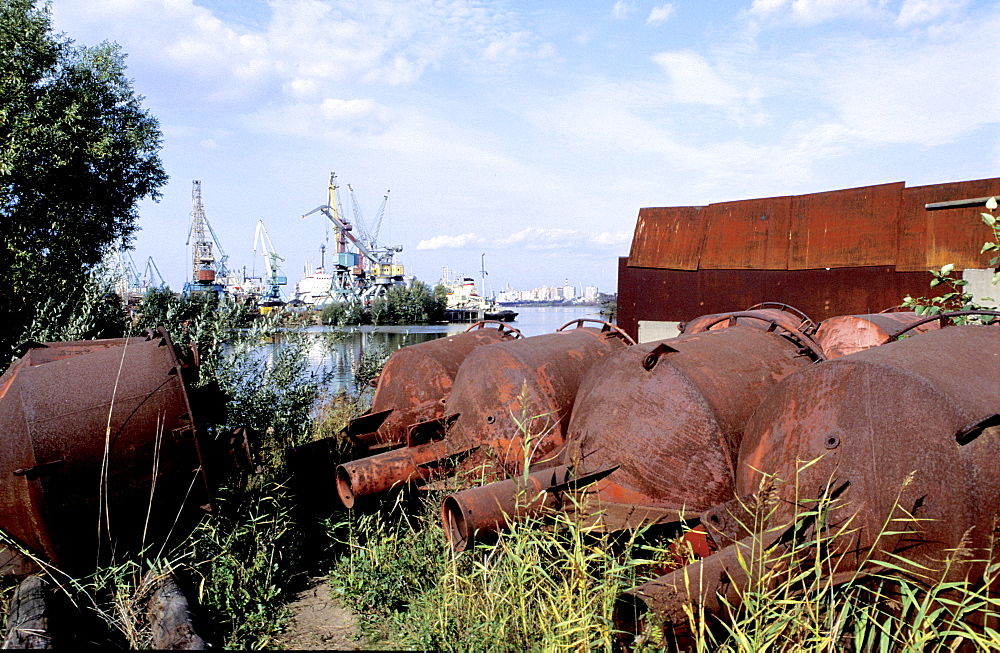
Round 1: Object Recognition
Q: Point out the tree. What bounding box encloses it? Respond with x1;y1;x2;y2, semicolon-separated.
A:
0;0;167;358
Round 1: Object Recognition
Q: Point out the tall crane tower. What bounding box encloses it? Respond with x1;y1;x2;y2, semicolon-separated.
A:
184;180;227;294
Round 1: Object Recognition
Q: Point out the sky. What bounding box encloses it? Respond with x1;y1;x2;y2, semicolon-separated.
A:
49;0;1000;296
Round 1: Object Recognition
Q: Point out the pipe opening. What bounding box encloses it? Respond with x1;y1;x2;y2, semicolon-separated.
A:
442;495;471;552
612;593;653;650
336;466;356;509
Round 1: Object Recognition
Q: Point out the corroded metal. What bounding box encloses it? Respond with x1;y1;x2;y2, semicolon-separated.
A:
336;322;630;507
344;321;521;450
441;324;819;549
681;305;816;337
813;311;939;358
0;330;212;573
619;324;1000;644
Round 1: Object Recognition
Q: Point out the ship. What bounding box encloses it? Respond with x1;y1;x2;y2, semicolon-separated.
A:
440;268;517;322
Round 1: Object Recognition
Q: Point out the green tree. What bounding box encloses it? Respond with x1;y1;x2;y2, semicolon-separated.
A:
0;0;167;357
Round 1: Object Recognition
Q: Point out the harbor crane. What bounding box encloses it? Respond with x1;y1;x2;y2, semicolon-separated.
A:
253;220;287;304
184;180;228;294
301;173;404;303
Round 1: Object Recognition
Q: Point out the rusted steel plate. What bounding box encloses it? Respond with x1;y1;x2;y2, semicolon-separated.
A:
813;311;939;358
345;323;519;449
616;257;939;342
698;196;792;270
627;206;705;270
897;177;1000;271
0;332;211;572
787;182;904;270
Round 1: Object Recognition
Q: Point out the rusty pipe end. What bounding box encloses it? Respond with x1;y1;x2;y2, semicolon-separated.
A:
336;464;357;509
440;465;572;552
441;494;474;552
612;591;656;650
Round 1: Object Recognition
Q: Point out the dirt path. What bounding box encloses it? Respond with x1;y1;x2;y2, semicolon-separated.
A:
274;578;360;650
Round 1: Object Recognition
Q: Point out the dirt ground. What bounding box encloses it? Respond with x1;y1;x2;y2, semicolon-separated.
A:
274;578;361;650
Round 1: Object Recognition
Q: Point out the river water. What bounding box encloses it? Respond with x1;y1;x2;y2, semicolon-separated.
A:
305;305;609;394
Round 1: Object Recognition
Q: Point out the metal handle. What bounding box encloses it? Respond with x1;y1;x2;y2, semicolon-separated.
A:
464;320;523;339
556;318;637;346
887;310;1000;341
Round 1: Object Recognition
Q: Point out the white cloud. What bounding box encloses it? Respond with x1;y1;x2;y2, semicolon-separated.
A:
647;4;677;25
589;231;632;246
492;228;631;251
749;0;882;25
612;1;633;20
651;51;746;106
416;233;479;250
896;0;970;27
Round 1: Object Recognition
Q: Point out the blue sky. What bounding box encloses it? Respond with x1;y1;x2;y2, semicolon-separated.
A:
50;0;1000;295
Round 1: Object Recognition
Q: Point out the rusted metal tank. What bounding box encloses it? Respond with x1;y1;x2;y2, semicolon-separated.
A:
617;322;1000;645
335;320;634;508
813;310;939;358
0;330;212;573
343;321;522;451
441;317;822;551
681;303;816;336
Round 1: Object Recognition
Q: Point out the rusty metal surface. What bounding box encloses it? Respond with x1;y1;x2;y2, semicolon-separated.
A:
737;324;1000;563
787;182;903;269
346;323;519;449
563;326;816;521
897;178;1000;271
441;465;572;551
698;196;793;270
0;331;211;572
681;306;816;336
443;324;630;478
622;324;1000;642
627;180;1000;273
813;311;939;358
616;257;939;342
336;440;452;508
627;206;705;270
336;325;630;505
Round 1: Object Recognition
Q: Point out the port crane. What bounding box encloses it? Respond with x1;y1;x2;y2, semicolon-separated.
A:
184;180;228;294
301;173;404;303
253;220;286;304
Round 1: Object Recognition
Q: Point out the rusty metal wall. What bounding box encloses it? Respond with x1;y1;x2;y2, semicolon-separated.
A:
627;206;705;270
898;178;1000;271
616;257;937;341
627;178;1000;275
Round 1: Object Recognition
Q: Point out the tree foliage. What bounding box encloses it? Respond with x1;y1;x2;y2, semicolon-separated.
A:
0;0;167;355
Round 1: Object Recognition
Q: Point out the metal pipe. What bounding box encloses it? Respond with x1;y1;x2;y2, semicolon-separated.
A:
441;465;572;552
335;440;452;508
924;196;996;210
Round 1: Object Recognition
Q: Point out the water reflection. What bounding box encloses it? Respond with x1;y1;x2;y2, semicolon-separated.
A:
304;305;607;394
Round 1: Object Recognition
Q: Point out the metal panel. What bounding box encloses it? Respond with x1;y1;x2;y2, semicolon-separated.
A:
787;182;903;270
616;261;937;342
897;178;1000;271
627;206;705;270
698;196;792;269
